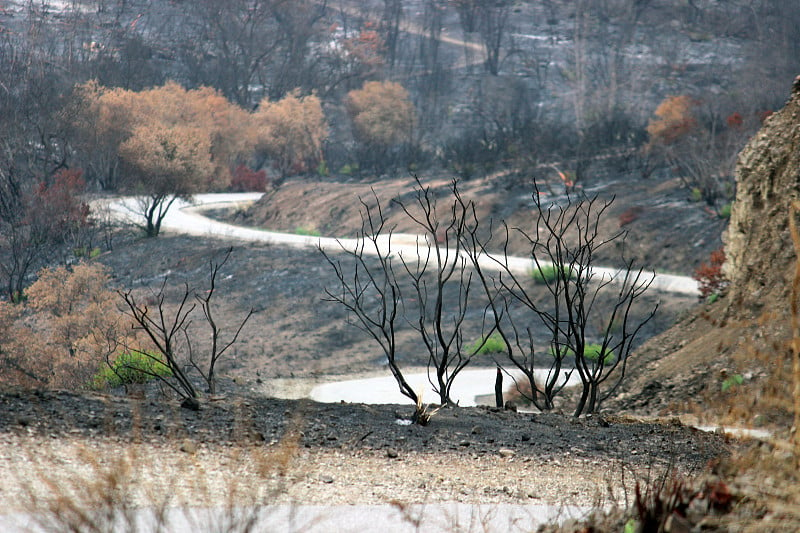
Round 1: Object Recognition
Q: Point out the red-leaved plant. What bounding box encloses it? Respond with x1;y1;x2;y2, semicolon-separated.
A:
230;164;268;192
693;248;728;299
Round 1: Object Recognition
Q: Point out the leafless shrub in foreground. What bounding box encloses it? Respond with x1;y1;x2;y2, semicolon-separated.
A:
322;178;498;409
473;183;657;416
118;248;253;409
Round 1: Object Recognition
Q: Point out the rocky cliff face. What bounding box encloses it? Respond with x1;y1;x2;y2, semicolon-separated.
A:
725;76;800;315
610;79;800;419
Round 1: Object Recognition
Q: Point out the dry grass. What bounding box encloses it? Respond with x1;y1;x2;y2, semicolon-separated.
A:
712;439;800;531
11;405;310;533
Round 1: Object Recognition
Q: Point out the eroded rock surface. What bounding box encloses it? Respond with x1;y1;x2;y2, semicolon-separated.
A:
725;76;800;313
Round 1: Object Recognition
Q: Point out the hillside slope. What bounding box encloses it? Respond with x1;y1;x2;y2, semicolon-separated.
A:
609;78;800;429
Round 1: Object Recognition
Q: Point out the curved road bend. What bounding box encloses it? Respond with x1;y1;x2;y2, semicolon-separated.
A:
101;193;700;297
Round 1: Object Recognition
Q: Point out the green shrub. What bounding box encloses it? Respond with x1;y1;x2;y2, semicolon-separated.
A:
721;373;743;393
317;160;329;177
719;203;732;219
73;246;102;259
530;264;574;284
690;188;703;202
339;163;359;175
11;291;27;304
466;333;507;355
294;226;321;237
551;343;615;364
92;351;172;389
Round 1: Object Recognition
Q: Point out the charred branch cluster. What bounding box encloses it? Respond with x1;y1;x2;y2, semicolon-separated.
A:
117;248;253;409
324;178;656;417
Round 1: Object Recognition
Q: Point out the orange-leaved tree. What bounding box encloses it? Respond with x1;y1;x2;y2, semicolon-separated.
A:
0;263;138;389
136;82;253;189
345;80;416;171
252;90;328;180
69;81;255;236
645;94;698;146
68;80;138;190
645;95;748;209
118;121;214;237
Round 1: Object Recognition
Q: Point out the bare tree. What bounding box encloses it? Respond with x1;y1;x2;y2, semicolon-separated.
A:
418;0;444;73
451;0;480;34
380;0;403;68
269;0;330;99
321;193;419;406
0;149;91;301
477;1;512;75
469;185;658;416
180;0;284;107
191;250;254;395
119;281;199;408
118;248;253;409
322;179;497;408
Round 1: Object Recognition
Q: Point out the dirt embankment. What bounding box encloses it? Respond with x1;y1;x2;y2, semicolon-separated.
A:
233;171;724;277
608;78;800;430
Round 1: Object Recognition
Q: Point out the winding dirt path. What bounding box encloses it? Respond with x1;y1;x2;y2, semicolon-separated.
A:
99;193;700;297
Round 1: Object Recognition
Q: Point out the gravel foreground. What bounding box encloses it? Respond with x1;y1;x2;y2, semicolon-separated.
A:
0;390;731;517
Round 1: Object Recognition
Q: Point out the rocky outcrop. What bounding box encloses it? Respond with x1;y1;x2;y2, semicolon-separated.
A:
724;76;800;314
611;79;800;419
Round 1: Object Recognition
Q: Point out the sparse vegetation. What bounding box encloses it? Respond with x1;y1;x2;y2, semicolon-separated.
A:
91;350;173;389
17;409;305;533
721;373;744;393
530;264;575;284
693;247;728;300
466;333;508;356
293;227;321;237
550;343;616;364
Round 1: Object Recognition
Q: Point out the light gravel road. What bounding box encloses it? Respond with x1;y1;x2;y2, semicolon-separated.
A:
102;193;700;296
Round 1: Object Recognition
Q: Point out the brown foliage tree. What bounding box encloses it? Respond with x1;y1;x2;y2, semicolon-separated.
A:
347;81;416;147
71;81;254;236
68;80;138;190
0;263;134;389
646;95;699;146
118;122;214;237
345;81;416;170
136;83;253;189
252;91;328;179
0;301;47;387
71;81;253;193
